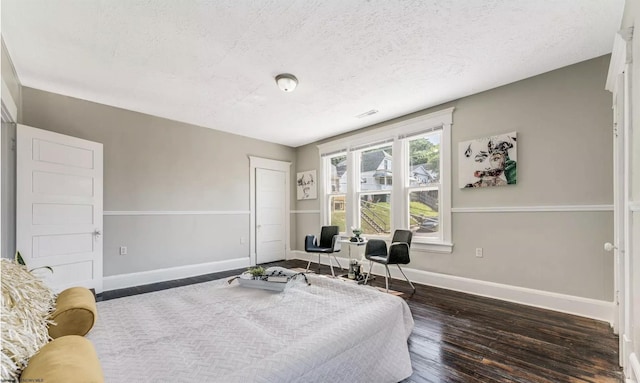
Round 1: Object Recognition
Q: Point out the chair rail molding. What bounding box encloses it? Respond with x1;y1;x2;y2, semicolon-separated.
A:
451;204;613;213
104;210;250;215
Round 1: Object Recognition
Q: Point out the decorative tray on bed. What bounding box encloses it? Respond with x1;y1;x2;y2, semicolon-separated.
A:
235;267;309;292
237;276;292;292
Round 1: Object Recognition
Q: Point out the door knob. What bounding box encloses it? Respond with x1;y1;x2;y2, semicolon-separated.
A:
93;229;102;239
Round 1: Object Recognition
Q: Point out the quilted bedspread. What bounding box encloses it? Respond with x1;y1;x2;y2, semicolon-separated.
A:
88;273;414;382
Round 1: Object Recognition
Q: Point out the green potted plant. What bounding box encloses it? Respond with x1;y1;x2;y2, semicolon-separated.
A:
246;266;265;280
350;227;363;242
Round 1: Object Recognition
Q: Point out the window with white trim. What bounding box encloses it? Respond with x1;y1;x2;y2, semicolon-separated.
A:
405;131;442;241
323;151;347;233
357;142;393;235
318;108;454;253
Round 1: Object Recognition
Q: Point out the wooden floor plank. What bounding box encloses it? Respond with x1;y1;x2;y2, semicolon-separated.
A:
99;259;623;383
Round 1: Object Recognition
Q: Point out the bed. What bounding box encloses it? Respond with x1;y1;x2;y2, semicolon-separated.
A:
88;270;414;382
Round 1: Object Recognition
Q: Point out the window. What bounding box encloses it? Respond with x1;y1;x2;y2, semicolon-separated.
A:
324;153;347;233
318;108;453;253
358;144;392;235
406;133;441;240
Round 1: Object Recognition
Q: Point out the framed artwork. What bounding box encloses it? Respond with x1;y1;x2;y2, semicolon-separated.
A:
459;131;517;189
297;170;317;200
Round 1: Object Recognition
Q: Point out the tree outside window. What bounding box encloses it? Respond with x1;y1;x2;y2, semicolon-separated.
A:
407;134;441;239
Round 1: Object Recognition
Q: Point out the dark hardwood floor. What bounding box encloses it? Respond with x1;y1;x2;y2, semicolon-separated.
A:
98;260;622;383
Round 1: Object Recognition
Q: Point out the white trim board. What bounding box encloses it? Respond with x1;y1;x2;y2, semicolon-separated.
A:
606;28;633;93
104;210;250;216
316;107;454;154
289;250;614;323
630;353;640;383
1;79;17;122
452;205;613;213
103;257;250;291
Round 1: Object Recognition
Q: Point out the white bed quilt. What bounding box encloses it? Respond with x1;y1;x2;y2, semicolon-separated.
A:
88;274;414;383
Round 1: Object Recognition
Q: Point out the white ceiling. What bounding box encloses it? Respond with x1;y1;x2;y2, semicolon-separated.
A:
1;1;624;147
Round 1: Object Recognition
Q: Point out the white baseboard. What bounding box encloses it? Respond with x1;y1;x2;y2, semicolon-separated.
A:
289;250;614;323
103;257;250;291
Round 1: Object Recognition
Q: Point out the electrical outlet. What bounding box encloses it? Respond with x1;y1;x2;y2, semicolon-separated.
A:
475;248;483;258
119;246;128;255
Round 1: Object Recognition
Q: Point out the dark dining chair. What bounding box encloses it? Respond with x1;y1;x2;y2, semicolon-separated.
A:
363;229;415;292
305;226;342;276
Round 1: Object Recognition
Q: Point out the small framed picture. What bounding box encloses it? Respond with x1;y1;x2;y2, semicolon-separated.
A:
297;170;317;200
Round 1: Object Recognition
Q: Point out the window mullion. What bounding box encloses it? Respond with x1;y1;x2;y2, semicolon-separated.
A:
346;151;358;234
392;138;404;232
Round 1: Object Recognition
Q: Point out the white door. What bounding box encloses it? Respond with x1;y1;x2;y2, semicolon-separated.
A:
608;29;635;375
17;125;103;293
256;168;286;264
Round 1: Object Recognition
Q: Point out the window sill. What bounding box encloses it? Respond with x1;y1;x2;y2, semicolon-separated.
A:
411;240;454;254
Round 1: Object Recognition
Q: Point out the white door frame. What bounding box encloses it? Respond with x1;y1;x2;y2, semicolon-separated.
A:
606;27;635;378
249;156;291;266
1;78;18;259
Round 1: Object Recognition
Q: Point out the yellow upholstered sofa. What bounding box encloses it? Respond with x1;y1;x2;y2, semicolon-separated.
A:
1;260;104;383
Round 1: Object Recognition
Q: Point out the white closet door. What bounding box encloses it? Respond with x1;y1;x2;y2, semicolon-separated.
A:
17;125;104;293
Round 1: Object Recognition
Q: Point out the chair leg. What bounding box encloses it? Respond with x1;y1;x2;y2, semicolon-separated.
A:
364;261;373;285
306;258;312;272
384;265;390;292
397;264;416;292
329;254;335;277
317;254;321;274
332;255;343;270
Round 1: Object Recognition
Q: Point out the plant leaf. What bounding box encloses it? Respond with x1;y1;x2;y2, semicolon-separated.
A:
15;251;26;266
34;266;54;274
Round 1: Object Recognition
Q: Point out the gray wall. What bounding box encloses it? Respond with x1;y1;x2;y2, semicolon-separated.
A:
21;88;296;276
295;55;614;301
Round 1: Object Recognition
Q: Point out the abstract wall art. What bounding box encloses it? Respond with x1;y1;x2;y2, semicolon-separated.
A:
459;132;517;189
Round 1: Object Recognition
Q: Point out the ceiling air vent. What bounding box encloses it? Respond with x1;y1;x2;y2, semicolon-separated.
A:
356;109;379;118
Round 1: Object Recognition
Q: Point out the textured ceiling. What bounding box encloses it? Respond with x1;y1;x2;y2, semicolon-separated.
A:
1;1;624;147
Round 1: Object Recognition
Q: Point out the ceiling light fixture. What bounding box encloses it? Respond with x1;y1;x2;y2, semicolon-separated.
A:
275;74;298;92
